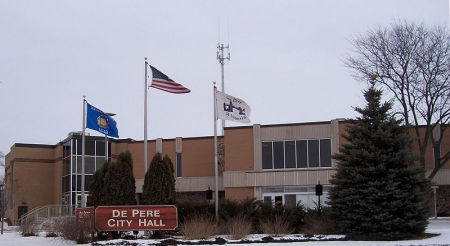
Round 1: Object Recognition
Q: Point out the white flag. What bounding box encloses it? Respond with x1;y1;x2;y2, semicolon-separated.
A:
216;91;251;123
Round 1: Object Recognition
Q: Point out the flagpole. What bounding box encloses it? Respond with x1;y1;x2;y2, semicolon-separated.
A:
105;134;108;160
144;57;148;175
81;95;86;207
213;82;219;221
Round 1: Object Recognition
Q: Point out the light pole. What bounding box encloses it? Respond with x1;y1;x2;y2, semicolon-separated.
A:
432;186;439;219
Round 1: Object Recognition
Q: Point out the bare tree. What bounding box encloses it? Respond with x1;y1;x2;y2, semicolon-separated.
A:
346;21;449;179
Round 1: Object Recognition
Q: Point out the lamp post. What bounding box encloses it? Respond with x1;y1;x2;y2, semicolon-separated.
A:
432;186;438;219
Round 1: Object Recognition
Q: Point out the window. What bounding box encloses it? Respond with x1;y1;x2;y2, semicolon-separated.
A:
285;141;296;168
262;139;332;169
296;140;307;168
284;194;297;208
262;185;330;209
308;140;319;167
85;141;95;156
96;141;106;156
262;142;273;169
320;139;331;167
273;141;284;169
176;152;182;177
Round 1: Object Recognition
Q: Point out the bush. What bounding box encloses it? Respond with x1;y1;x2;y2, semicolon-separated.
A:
19;218;38;237
142;153;176;205
259;215;293;236
301;207;336;235
54;216;94;244
178;199;306;235
225;215;252;240
180;215;218;239
177;201;214;225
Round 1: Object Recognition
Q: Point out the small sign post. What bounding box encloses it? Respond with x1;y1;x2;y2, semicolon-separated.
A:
75;207;95;230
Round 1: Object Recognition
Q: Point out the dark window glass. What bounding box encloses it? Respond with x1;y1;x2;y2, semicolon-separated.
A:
85;175;92;191
320;139;331;167
96;157;106;170
72;175;76;191
176;153;182;177
85;140;95;156
285;141;296;168
275;196;283;207
96;141;106;156
262;142;273;169
273;141;284;169
263;196;272;204
85;157;95;174
76;175;82;191
73;139;78;155
66;176;70;192
76;157;82;173
72;192;76;206
308;140;319;167
63;142;71;158
285;194;296;208
296;140;307;168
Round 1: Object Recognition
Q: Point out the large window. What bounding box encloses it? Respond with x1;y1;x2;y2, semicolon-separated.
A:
62;136;112;208
262;185;330;209
262;139;332;169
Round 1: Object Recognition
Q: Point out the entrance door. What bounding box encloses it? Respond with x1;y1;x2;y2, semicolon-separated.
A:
18;206;28;221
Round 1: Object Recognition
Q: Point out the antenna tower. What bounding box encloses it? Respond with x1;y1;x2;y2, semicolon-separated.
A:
217;43;230;135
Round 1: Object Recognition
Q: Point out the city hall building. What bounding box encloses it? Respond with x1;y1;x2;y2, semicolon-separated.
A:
4;119;450;224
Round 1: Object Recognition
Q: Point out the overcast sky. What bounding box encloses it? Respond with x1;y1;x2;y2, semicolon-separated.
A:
0;0;448;176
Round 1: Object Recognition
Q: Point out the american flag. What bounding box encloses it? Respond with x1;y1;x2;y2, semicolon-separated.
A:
149;65;191;94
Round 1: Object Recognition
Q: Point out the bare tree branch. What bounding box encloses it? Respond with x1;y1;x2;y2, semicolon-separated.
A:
346;21;450;179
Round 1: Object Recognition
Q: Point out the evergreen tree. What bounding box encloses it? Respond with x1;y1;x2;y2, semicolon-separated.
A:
87;161;109;207
103;151;137;205
328;85;430;240
141;153;176;205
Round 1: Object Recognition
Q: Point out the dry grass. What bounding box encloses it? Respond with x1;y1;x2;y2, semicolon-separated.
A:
54;216;94;244
19;219;38;237
302;217;336;235
180;215;218;239
259;215;293;236
225;215;252;240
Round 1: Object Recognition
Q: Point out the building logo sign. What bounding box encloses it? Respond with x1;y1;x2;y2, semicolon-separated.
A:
95;205;177;231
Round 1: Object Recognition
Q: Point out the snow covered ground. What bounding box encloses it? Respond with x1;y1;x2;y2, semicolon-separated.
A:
0;218;449;246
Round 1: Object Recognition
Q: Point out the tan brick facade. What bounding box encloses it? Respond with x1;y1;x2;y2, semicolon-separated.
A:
3;121;449;224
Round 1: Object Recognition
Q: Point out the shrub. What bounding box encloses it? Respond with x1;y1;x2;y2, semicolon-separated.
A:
54;216;94;244
103;151;137;205
301;207;337;235
19;218;38;237
177;201;214;225
180;215;218;239
225;215;252;240
142;153;176;205
259;215;293;236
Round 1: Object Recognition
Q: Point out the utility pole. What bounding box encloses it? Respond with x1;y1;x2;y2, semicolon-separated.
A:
216;43;230;136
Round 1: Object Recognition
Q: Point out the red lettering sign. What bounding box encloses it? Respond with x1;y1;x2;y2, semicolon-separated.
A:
95;205;177;231
76;207;95;229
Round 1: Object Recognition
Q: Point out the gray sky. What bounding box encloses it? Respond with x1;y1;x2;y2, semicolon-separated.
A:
0;0;448;176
